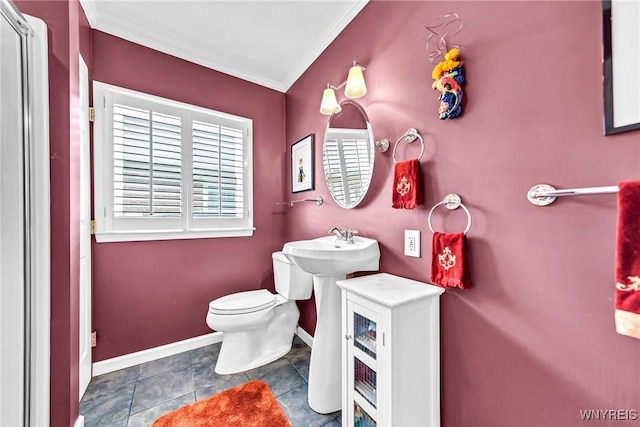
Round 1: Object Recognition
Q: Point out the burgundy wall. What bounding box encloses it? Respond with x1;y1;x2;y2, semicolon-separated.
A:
13;1;91;426
286;1;639;426
90;31;287;361
11;1;640;426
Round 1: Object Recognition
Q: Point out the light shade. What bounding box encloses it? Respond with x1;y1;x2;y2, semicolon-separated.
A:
344;65;367;99
320;87;341;115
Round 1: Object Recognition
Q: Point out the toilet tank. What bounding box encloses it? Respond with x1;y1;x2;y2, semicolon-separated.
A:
272;252;312;300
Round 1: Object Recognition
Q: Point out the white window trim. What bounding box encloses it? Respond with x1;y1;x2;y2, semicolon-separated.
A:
93;81;254;243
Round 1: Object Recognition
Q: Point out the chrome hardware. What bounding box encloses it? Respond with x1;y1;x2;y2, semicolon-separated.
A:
392;128;425;163
276;195;323;208
427;193;472;235
375;138;389;153
329;227;359;243
344;229;359;244
329;227;346;240
526;184;619;206
345;334;352;340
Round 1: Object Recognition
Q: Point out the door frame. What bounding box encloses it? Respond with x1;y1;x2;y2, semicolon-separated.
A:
25;13;51;427
78;53;92;399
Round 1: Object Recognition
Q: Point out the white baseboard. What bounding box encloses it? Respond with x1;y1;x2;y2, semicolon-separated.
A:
93;327;313;377
74;415;84;427
295;325;314;348
92;332;223;376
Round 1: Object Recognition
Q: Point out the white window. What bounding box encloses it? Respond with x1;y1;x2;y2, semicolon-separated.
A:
93;82;253;242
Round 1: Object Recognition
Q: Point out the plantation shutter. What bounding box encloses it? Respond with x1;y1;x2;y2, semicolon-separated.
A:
112;104;182;217
323;128;372;207
323;134;346;203
342;133;371;202
192;121;244;219
93;81;253;242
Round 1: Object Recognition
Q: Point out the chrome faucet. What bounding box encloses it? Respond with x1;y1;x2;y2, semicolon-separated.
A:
329;227;346;240
344;229;358;244
328;227;358;244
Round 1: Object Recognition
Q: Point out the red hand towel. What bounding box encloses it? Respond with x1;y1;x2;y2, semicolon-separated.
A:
392;159;423;209
614;181;640;339
430;232;470;289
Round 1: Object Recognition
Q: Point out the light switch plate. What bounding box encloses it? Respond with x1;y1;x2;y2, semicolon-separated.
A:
404;230;420;257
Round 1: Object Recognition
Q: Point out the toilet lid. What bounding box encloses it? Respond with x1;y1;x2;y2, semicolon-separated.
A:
208;289;276;315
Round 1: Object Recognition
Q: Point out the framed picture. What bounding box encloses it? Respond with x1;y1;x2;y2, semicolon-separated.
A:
602;0;640;135
291;134;314;193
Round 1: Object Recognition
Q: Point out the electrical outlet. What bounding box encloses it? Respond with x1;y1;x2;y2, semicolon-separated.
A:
404;230;420;257
91;331;97;347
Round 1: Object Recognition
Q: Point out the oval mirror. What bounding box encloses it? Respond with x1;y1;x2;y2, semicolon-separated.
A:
322;100;374;209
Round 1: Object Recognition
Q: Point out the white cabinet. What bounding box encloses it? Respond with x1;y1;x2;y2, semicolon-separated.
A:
336;273;444;427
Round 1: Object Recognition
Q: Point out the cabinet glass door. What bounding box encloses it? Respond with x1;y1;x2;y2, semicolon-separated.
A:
354;311;376;358
354;401;377;427
354;357;376;407
347;301;379;426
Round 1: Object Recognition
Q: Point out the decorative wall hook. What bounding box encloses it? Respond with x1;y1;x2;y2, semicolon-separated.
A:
375;139;390;152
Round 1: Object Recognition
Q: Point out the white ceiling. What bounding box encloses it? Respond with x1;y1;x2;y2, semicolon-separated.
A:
79;0;368;92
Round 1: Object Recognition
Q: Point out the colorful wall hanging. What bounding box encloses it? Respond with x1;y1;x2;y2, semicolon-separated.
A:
424;13;465;120
431;48;464;120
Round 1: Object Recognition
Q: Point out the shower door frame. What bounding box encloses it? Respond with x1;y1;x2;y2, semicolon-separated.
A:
0;1;50;426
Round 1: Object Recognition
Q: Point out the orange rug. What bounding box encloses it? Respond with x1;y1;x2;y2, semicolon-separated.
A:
151;380;291;427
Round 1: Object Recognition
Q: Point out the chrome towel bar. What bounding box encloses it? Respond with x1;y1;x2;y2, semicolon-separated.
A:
276;196;323;208
527;184;619;206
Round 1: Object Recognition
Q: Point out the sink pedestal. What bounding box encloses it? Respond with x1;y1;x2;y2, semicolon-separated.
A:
307;274;344;414
281;235;380;414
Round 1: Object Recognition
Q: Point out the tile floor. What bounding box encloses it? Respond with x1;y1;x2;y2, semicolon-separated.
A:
80;336;341;427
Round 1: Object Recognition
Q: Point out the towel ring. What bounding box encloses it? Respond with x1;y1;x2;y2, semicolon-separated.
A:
392;128;425;163
427;193;472;235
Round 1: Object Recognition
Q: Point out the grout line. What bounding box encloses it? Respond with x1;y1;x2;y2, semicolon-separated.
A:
189;353;196;405
134;360;201;414
126;379;137;426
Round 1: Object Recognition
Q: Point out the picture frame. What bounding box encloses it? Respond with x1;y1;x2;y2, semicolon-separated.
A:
602;0;640;135
291;134;314;193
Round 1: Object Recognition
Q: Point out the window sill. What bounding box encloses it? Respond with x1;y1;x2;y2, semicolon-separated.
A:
94;227;255;243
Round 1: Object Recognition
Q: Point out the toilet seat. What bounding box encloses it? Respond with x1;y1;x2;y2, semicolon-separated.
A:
209;289;276;315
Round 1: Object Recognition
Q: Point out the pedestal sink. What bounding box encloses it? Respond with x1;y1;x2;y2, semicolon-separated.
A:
283;235;380;414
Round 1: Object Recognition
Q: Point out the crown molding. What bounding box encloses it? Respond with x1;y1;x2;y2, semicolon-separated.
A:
282;0;368;91
76;0;369;93
78;0;99;28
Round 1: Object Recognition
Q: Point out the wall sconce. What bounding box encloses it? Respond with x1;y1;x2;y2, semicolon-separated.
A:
319;61;367;115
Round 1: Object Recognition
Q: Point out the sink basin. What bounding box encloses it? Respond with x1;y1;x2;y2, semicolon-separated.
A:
283;235;380;276
282;235;380;414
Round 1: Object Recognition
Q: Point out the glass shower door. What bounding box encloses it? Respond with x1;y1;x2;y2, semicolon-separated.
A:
0;2;28;425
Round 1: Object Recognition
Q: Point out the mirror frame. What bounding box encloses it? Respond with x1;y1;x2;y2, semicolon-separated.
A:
322;100;374;209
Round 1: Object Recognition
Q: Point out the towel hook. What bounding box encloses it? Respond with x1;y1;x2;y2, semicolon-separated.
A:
392;128;425;163
427;193;472;235
375;138;390;153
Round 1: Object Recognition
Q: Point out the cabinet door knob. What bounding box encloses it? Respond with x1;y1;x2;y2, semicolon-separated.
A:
345;334;352;340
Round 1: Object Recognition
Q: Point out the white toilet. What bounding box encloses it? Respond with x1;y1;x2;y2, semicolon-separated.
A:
206;251;313;374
